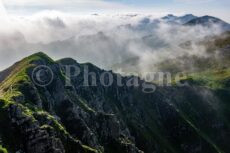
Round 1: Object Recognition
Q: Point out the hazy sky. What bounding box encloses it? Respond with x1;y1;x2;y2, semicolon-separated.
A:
1;0;230;22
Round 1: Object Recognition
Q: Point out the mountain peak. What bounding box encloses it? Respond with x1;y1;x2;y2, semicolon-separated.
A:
26;52;53;62
57;57;78;65
186;15;227;25
162;14;197;24
201;15;222;21
22;52;54;66
167;14;176;17
162;14;177;20
0;52;54;85
185;15;230;31
181;14;197;19
178;14;197;24
183;14;195;17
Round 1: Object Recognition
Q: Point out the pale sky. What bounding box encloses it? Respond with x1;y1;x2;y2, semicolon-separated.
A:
0;0;230;22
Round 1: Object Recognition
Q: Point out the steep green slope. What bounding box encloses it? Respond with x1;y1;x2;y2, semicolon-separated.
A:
0;53;100;153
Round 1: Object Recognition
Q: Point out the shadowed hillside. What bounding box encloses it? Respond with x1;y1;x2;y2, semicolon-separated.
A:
0;51;229;153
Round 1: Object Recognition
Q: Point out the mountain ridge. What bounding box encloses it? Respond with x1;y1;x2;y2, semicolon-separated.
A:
162;14;198;24
0;51;230;153
184;15;230;30
161;14;230;30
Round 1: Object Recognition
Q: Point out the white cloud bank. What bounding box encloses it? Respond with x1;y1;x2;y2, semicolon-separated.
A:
0;11;226;74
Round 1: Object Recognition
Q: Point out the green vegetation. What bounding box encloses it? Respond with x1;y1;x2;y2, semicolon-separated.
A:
0;98;99;153
181;68;230;89
0;145;8;153
0;52;99;153
0;52;54;101
66;90;96;113
155;31;230;89
34;111;68;135
213;32;230;48
82;145;99;153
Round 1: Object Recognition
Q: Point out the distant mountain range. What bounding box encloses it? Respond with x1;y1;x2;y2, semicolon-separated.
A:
162;14;197;24
123;14;230;34
112;15;230;73
161;14;230;30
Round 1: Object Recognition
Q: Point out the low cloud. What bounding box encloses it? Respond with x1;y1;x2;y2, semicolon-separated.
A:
0;11;225;75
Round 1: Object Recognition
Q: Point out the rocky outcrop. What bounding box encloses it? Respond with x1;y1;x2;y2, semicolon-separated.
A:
0;99;101;153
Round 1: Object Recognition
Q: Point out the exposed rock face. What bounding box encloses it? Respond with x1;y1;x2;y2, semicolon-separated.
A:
0;52;230;153
8;104;65;153
0;99;100;153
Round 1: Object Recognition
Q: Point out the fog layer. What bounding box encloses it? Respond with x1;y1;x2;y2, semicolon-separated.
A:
0;12;226;74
